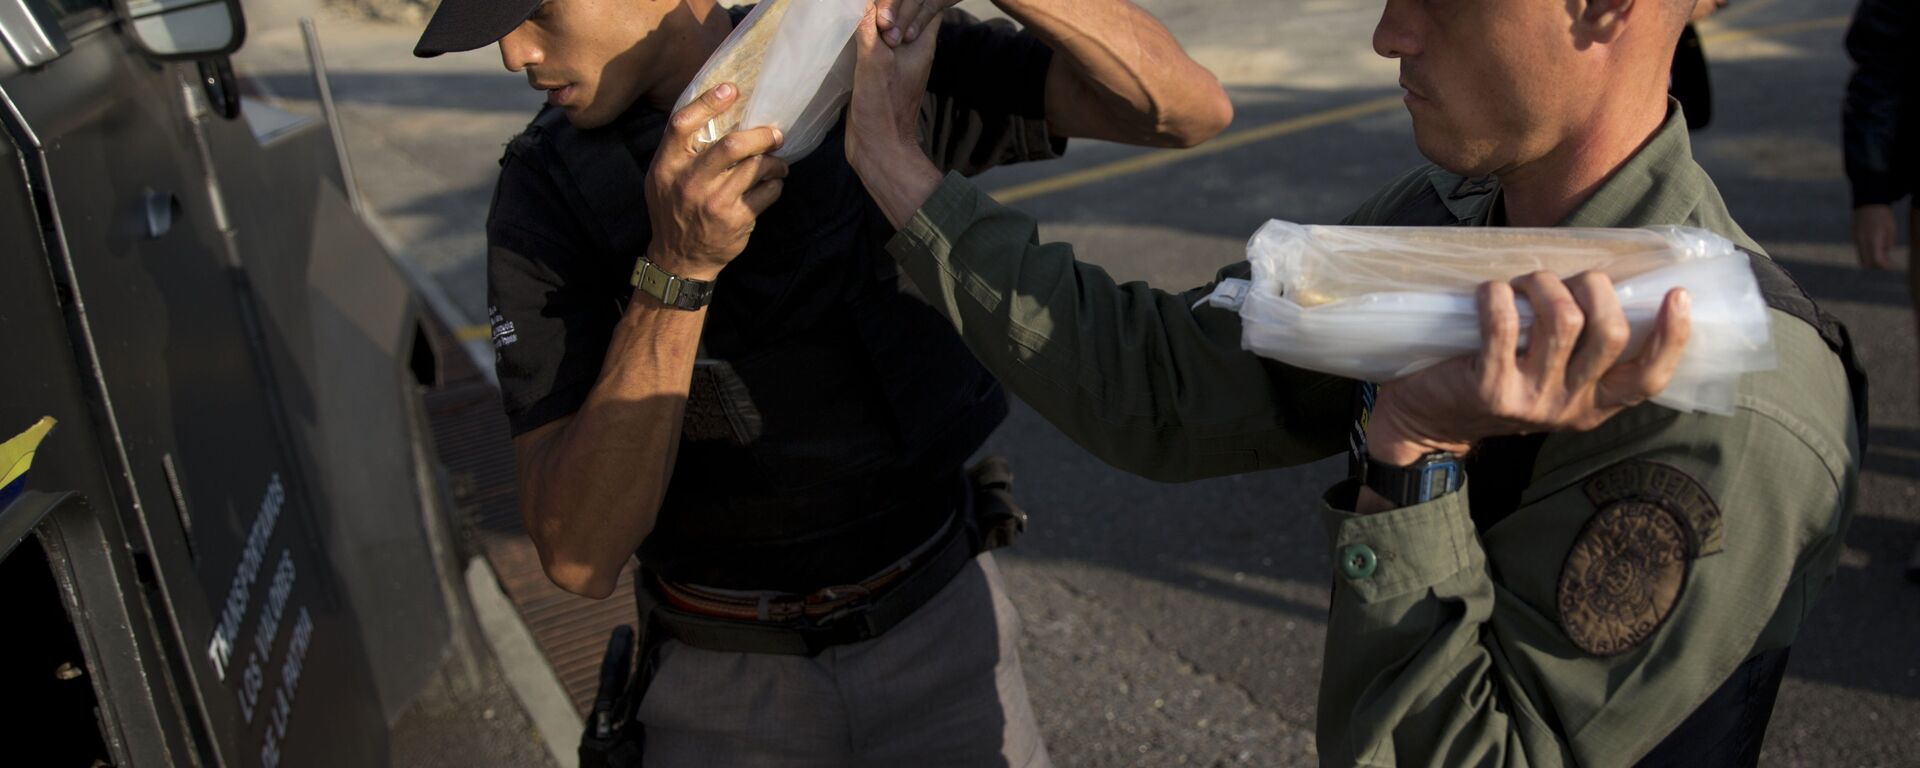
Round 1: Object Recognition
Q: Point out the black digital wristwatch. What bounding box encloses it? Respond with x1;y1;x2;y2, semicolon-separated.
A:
1362;450;1466;507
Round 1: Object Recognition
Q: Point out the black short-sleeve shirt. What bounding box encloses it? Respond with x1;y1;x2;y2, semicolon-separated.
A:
482;8;1065;589
487;8;1062;437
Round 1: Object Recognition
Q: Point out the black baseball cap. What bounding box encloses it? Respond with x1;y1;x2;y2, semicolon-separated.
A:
414;0;539;57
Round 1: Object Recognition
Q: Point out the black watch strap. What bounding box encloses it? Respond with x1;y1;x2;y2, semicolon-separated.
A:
631;255;714;310
1363;450;1465;507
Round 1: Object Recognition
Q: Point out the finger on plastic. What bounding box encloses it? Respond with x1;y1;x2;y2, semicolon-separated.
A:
1512;271;1583;383
1563;271;1629;391
720;154;789;199
668;83;738;143
1475;280;1520;382
695;126;785;176
1615;288;1692;406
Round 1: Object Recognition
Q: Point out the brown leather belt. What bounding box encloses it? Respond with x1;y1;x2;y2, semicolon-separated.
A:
652;520;943;625
635;457;1027;656
639;514;979;656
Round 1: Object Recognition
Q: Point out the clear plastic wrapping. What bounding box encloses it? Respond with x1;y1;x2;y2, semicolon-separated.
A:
1213;221;1777;414
673;0;866;162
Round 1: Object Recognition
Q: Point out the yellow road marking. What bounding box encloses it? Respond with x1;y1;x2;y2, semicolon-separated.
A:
1699;15;1848;45
990;96;1404;204
984;16;1852;205
457;324;492;342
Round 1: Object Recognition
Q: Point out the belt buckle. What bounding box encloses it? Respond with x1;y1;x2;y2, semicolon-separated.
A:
805;583;872;611
803;600;878;654
803;583;878;631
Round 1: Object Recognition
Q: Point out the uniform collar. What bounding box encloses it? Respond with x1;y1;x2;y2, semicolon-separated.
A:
1419;99;1702;230
1421;168;1502;226
1557;100;1703;229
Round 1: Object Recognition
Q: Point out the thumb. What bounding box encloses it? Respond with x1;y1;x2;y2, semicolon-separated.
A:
855;3;886;68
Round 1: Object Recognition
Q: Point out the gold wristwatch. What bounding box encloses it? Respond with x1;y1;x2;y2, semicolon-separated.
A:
630;254;714;310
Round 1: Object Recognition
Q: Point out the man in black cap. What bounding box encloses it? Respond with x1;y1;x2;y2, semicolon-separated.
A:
414;0;1232;763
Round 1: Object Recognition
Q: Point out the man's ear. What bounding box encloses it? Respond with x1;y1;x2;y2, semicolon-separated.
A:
1576;0;1636;44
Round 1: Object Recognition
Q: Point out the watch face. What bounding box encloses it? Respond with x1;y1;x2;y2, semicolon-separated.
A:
1366;451;1463;506
1415;460;1462;501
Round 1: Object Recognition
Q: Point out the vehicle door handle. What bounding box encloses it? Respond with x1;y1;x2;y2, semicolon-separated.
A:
144;188;179;239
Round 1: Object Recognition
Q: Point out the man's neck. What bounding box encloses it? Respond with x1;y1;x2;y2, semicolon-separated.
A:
638;4;736;113
1496;93;1670;228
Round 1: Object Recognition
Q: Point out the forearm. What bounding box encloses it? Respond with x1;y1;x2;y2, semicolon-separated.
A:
993;0;1231;146
861;141;946;230
868;162;1349;479
518;289;705;598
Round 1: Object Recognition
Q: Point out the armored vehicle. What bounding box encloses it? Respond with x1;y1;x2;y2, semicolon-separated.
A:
1;0;480;764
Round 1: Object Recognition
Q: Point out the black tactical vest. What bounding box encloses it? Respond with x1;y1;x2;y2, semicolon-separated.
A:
505;103;1007;593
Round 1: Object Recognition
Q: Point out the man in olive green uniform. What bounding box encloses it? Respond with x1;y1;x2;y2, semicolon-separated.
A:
838;0;1864;765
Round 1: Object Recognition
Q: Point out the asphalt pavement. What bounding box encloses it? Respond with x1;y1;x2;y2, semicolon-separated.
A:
232;0;1920;764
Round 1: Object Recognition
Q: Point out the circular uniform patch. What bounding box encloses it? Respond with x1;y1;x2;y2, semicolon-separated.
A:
1556;501;1691;657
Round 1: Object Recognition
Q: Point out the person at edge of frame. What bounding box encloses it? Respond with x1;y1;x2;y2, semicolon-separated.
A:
841;0;1867;764
1670;0;1724;130
409;0;1235;763
1843;0;1919;584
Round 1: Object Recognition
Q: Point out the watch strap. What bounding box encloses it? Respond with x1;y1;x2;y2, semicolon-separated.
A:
1363;450;1465;506
631;255;713;310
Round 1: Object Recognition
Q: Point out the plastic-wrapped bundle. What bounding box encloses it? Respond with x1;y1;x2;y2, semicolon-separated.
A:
1208;222;1776;414
673;0;867;162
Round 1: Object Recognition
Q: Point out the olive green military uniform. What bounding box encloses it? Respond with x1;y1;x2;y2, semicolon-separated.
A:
880;105;1861;766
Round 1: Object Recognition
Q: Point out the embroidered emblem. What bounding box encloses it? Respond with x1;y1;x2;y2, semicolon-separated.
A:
1584;460;1722;557
1557;500;1690;656
488;306;519;351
